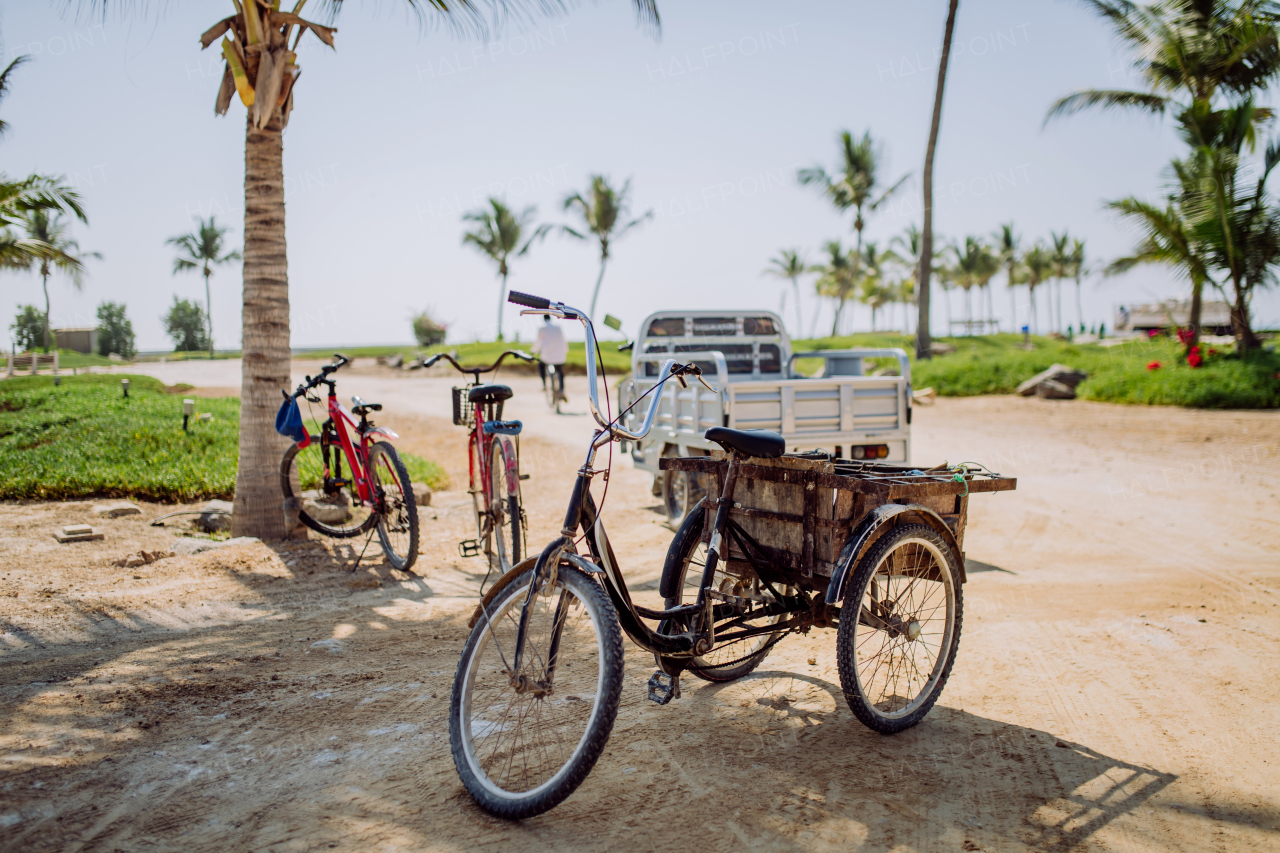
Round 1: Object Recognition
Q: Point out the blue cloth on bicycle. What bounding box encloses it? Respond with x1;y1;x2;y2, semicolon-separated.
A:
483;419;523;436
275;398;309;445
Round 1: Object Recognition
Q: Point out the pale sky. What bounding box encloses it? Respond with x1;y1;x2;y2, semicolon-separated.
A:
3;0;1278;352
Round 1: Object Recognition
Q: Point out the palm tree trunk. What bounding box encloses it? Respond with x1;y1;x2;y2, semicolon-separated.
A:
1230;278;1260;351
917;0;958;360
497;271;509;340
42;272;51;353
1185;277;1203;350
1056;277;1063;334
1075;275;1084;332
1029;286;1038;335
831;297;844;337
1007;266;1017;333
588;256;608;324
792;279;803;335
965;287;972;333
204;268;214;359
232;111;295;541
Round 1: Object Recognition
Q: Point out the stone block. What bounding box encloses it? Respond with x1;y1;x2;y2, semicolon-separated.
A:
55;525;104;543
93;503;142;518
196;499;233;532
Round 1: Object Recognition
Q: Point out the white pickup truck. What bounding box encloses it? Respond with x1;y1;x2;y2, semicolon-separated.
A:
618;310;913;523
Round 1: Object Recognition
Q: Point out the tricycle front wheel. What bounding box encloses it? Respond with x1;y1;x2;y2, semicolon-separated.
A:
836;524;962;734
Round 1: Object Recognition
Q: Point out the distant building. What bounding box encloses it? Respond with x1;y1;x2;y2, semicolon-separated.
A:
52;327;99;354
1114;300;1232;334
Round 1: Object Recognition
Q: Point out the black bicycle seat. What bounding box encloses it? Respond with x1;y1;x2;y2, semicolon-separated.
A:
704;427;785;459
468;384;514;404
351;396;382;415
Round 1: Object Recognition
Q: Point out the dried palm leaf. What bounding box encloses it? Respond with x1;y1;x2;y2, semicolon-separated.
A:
215;63;235;115
200;16;236;50
222;38;255;107
281;87;295;128
252;47;279;127
268;12;337;48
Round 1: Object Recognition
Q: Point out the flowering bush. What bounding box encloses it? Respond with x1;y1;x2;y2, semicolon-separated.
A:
1147;361;1162;370
1148;328;1161;338
1175;328;1196;346
1187;347;1203;368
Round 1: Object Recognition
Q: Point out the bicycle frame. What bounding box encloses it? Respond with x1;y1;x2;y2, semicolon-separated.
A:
289;357;401;510
424;350;532;558
505;295;736;675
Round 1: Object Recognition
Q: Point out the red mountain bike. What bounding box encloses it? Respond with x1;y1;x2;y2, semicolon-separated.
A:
278;354;419;570
424;350;532;575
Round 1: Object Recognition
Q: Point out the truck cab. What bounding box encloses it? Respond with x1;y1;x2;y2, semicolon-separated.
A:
619;309;913;523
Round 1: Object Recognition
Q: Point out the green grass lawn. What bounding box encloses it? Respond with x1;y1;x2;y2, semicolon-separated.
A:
791;332;1280;409
0;374;446;501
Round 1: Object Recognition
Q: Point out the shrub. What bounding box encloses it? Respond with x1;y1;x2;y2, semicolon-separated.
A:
96;300;136;359
9;305;44;352
162;296;209;353
412;310;447;347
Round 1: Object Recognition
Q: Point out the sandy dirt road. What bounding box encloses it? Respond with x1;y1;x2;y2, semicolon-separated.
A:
2;361;1278;852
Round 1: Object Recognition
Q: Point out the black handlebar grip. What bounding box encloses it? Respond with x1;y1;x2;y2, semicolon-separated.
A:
508;291;550;309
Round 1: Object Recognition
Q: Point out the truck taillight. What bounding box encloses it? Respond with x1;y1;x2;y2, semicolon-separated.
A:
852;444;889;460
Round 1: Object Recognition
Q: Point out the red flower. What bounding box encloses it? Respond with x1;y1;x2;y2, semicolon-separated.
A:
1176;328;1195;345
1208;348;1219;355
1187;353;1203;368
1147;329;1160;338
1147;361;1161;370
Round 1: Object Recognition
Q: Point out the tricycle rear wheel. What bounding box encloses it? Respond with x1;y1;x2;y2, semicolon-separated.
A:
836;524;962;734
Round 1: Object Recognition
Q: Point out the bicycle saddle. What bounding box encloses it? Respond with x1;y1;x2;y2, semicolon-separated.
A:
704;427;785;459
468;384;514;404
351;395;383;415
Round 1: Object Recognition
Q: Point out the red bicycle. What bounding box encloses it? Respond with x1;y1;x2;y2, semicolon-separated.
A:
277;354;419;570
424;350;533;574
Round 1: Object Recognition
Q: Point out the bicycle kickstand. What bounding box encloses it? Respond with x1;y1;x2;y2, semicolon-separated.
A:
351;527;377;572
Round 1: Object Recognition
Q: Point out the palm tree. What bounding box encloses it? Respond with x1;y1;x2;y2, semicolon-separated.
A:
917;0;960;359
1050;230;1075;333
167;216;241;359
798;130;909;260
811;240;857;336
0;55;87;270
1047;1;1280;146
463;198;550;340
560;175;652;324
1070;238;1088;332
994;222;1023;333
17;210;100;352
82;0;660;540
854;243;892;331
1022;243;1054;335
949;236;999;334
764;249;807;333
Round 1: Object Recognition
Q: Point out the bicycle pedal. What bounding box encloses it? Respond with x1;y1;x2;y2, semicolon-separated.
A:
647;670;680;705
457;539;481;558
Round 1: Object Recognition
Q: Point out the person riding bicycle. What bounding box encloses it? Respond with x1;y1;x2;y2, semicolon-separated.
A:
533;315;568;402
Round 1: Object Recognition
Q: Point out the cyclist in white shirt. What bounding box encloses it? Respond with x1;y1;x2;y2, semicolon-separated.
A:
533;315;568;402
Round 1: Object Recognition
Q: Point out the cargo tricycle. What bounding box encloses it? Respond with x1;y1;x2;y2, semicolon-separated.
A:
449;291;1017;819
